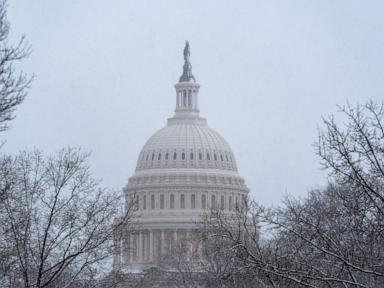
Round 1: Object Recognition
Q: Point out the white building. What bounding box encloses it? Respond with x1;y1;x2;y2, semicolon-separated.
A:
113;42;249;272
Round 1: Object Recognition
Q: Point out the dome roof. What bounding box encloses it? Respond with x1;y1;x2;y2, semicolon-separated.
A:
135;42;237;173
136;122;237;172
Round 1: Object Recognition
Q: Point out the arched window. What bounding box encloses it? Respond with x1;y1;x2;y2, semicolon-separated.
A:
191;194;196;209
190;152;194;160
199;153;202;160
220;154;223;161
221;195;225;210
201;195;206;209
173;152;177;160
226;155;229;162
214;154;217;161
182;152;185;160
165;153;169;160
151;153;155;161
143;195;147;210
170;194;175;209
211;195;216;209
229;196;232;211
180;194;185;209
207;153;210;160
158;153;161;160
151;195;155;210
146;154;149;161
160;194;164;209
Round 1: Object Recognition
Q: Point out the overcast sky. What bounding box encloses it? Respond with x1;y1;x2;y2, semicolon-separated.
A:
3;1;384;206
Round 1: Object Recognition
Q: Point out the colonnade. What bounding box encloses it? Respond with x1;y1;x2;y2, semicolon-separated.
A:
115;229;200;267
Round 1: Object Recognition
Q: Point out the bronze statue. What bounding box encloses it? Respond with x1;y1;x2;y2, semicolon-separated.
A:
179;40;196;82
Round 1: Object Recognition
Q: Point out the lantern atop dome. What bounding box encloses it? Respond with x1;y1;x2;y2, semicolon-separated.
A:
169;41;204;125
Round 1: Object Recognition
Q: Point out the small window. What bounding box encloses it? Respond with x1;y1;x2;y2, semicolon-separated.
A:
160;194;164;209
182;152;185;160
151;195;155;210
165;153;169;160
173;152;177;160
201;195;207;209
207;153;210;160
170;194;175;209
151;154;155;161
143;195;147;210
180;194;185;209
191;194;196;209
158;153;161;160
190;153;194;160
199;153;202;160
201;195;206;209
214;154;217;161
211;195;216;209
220;154;223;161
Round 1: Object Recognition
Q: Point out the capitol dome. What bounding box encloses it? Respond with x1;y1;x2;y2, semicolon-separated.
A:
136;121;238;172
114;42;249;272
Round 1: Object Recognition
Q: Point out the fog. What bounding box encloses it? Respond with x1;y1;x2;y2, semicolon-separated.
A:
4;0;384;206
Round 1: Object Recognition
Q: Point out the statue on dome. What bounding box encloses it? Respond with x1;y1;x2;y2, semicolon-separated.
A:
184;41;191;61
179;40;196;83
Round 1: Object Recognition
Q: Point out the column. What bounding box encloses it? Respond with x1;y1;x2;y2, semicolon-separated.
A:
123;236;128;264
173;229;177;253
113;237;121;266
186;230;191;259
161;230;165;255
129;233;134;264
138;231;143;263
149;230;153;261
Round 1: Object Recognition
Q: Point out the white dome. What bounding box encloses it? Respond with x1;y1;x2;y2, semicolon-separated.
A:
136;121;237;171
115;42;250;272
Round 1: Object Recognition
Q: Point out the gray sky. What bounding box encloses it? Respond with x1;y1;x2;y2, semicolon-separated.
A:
3;0;384;206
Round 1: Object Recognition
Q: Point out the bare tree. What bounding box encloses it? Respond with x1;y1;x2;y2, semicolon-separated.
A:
0;0;31;133
195;203;286;288
264;184;383;287
165;204;267;288
189;101;384;288
0;147;136;288
317;101;384;216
